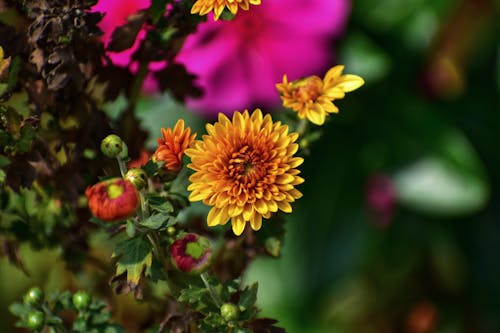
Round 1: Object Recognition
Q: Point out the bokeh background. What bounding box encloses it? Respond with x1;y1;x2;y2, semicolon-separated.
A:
1;0;499;332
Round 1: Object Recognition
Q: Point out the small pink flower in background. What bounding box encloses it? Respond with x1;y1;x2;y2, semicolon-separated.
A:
176;0;351;116
365;174;397;227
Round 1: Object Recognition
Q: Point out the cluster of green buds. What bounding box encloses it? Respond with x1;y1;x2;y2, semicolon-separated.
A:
10;287;124;332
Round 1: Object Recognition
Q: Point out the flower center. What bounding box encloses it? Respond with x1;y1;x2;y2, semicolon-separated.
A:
107;183;124;199
228;145;266;184
294;76;323;103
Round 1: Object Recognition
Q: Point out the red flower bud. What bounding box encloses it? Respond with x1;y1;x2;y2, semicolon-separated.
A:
85;178;140;221
170;233;212;274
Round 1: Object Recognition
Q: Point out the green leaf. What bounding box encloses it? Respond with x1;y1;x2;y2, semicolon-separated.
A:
238;283;258;312
21;187;38;217
142;159;161;177
203;312;226;328
112;237;153;286
178;284;212;312
126;220;136;237
9;302;28;318
140;213;176;230
146;194;174;214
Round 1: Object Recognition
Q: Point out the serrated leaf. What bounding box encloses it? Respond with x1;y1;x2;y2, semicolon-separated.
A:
239;283;257;311
140;213;175;230
178;285;211;312
112;237;153;286
203;312;226;328
146;194;174;214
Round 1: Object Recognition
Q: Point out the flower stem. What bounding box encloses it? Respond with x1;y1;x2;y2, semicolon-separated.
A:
296;118;308;136
200;272;222;308
139;190;149;219
117;157;127;178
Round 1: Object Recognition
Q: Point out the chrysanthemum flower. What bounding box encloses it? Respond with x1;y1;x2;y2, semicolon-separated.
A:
170;233;212;273
154;119;196;173
191;0;261;21
85;178;140;221
185;109;304;236
276;65;365;125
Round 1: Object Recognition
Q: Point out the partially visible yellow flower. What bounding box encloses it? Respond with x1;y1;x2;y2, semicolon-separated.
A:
154;119;196;173
276;65;364;125
0;46;11;80
185;109;304;236
191;0;261;21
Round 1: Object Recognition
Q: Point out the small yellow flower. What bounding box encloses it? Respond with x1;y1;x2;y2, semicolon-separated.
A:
276;65;364;125
191;0;261;21
154;119;196;173
185;109;304;236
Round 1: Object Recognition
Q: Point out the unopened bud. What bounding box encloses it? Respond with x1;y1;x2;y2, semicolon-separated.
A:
170;233;212;274
101;134;127;159
125;168;147;190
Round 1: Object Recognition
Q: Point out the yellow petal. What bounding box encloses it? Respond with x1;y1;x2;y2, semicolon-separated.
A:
336;75;365;92
250;214;262;231
231;216;246;236
324;65;344;84
277;200;292;213
207;208;222;226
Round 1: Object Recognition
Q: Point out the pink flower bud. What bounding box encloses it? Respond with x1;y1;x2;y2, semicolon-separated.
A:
170;233;212;274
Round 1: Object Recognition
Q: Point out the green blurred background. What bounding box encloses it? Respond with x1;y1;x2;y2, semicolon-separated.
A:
1;0;499;332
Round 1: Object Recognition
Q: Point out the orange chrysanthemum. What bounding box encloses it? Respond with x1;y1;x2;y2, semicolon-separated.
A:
191;0;261;21
185;109;304;236
276;65;364;125
154;119;196;173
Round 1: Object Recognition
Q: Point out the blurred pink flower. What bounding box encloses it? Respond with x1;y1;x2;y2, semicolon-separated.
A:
176;0;351;116
365;174;397;227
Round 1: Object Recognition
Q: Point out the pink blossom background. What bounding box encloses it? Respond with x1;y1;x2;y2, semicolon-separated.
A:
93;0;351;116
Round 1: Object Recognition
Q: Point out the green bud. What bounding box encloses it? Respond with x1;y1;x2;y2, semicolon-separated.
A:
220;303;239;322
100;134;127;158
125;168;147;190
72;290;90;311
26;310;45;331
23;287;44;306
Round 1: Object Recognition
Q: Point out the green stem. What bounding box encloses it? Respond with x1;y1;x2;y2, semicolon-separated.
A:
296;118;308;136
139;190;149;219
200;272;223;308
117;157;127;178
